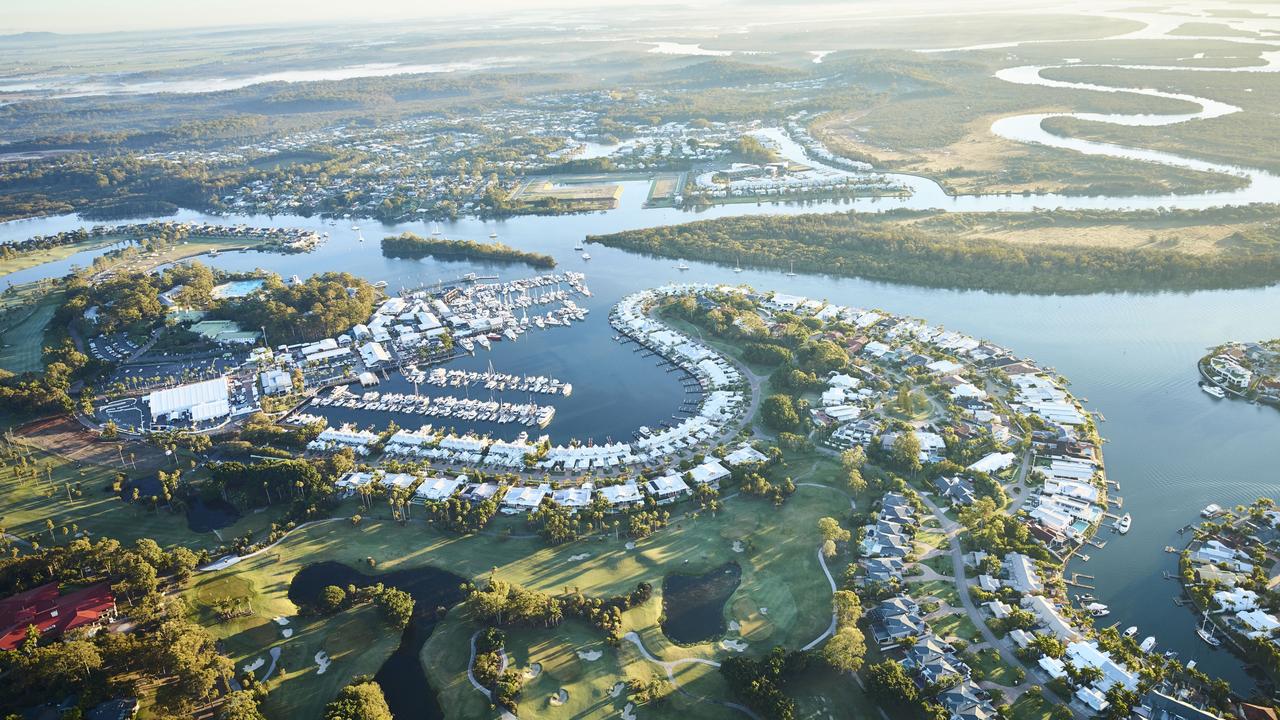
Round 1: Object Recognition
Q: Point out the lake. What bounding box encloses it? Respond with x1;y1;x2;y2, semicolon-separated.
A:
289;561;467;720
661;562;742;644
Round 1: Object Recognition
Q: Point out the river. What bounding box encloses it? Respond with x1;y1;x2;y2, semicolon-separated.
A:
5;10;1280;691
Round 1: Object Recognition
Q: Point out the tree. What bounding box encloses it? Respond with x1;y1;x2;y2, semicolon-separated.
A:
219;691;267;720
822;626;867;673
375;587;415;630
323;680;394;720
840;447;866;472
832;590;862;628
761;394;801;433
890;432;922;472
817;517;851;544
866;660;918;706
320;585;347;614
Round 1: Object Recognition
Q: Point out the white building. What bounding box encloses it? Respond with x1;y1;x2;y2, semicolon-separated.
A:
260;369;293;396
148;378;231;424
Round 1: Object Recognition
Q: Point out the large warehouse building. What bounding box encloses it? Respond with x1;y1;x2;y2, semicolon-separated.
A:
147;377;231;425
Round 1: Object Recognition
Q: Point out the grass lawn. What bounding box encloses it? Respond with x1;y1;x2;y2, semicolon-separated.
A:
0;291;63;374
908;579;961;609
0;447;210;549
930;612;982;644
967;647;1023;687
1009;687;1059;720
914;526;948;552
0;238;118;277
921;554;954;577
187;472;852;720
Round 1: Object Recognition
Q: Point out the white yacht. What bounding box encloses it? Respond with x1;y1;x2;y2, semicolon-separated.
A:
1201;383;1226;399
1116;513;1132;534
1197;613;1222;647
581;252;592;261
676;259;690;271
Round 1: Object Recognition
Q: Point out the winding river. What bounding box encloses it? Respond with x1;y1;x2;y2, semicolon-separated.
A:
5;6;1280;693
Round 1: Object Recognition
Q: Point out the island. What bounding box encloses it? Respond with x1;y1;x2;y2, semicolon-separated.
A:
381;232;557;269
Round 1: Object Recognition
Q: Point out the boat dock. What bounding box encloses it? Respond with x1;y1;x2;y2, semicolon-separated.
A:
310;387;556;427
415;366;572;396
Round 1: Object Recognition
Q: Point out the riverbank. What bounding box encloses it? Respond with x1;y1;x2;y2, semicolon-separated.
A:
587;209;1280;294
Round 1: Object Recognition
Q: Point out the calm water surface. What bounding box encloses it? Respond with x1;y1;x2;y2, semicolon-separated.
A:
5;191;1280;689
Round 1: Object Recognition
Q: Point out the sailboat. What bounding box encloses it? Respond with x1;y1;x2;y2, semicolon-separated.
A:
1197;613;1222;647
431;223;442;237
734;255;743;273
786;260;797;277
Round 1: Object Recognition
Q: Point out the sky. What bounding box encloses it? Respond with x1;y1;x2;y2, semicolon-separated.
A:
2;0;699;34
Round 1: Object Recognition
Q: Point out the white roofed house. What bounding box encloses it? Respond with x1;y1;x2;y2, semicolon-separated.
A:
645;474;691;504
1003;553;1043;595
598;482;645;511
501;484;550;515
968;452;1017;475
724;443;768;467
415;476;465;502
552;485;594;511
687;460;730;488
359;341;392;367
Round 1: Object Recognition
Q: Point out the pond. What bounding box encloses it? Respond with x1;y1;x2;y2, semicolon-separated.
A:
185;496;240;533
661;561;741;644
289;561;467;720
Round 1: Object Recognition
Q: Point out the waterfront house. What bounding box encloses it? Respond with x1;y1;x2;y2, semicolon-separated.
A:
1003;552;1044;595
1038;656;1067;680
1021;595;1081;642
1076;687;1110;714
1138;689;1225;720
968;452;1017;475
1235;609;1280;638
1065;640;1139;692
1214;587;1260;613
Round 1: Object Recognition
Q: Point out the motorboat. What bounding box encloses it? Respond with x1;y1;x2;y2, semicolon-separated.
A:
1201;383;1227;399
1201;504;1223;518
1139;636;1156;653
1085;602;1109;618
1116;513;1132;534
581;252;591;261
489;232;498;238
676;259;690;271
1123;626;1138;638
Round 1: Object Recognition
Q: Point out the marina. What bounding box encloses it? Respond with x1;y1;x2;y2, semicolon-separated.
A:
309;386;556;427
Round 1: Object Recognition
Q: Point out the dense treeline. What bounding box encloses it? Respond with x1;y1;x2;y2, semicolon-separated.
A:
221;272;379;343
463;577;653;641
590;210;1280;293
720;647;812;720
381;232;556;268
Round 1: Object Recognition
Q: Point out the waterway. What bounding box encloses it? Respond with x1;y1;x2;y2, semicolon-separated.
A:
6;12;1280;690
289;561;467;720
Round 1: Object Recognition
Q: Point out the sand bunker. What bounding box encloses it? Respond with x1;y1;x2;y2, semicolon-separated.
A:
625;541;636;550
576;649;603;661
759;607;769;615
732;540;744;553
524;662;543;680
282;628;293;638
568;553;591;562
243;656;265;674
610;682;626;698
728;620;740;632
315;650;331;674
622;702;637;720
550;689;569;706
720;638;749;652
273;616;291;626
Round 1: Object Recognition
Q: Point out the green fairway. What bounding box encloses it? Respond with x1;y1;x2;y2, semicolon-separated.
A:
0;238;119;277
0;291;62;374
186;455;859;720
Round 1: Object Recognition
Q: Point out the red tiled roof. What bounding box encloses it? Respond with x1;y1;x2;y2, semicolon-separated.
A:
0;582;115;651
